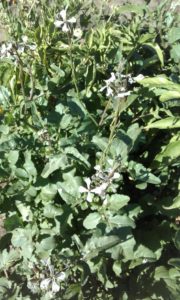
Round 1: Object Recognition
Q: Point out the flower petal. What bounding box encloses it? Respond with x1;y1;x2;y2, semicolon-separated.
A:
62;23;69;32
87;192;93;202
40;278;51;290
57;271;66;282
84;178;91;190
59;9;67;21
91;182;109;195
68;17;76;23
79;186;88;193
54;20;64;28
52;280;60;293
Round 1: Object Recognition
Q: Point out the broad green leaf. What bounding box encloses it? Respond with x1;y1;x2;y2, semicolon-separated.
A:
170;44;180;63
163;195;180;210
43;204;63;219
6;150;19;166
154;266;169;280
11;228;33;259
143;43;164;67
16;201;33;222
57;170;82;204
15;168;29;179
137;75;180;92
159;91;180;102
168;258;180;270
154;140;180;164
116;4;147;15
83;212;101;229
41;154;67;178
83;235;121;260
39;184;57;204
0;249;21;271
23;151;37;178
108;194;130;211
168;27;180;44
112;261;122;276
146;117;180;129
92;135;108;151
108;215;135;228
65;146;90;168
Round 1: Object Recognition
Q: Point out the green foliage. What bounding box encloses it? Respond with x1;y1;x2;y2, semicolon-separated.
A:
0;0;179;299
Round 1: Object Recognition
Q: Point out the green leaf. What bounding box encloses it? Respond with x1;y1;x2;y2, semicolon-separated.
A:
168;258;180;270
154;266;169;280
83;235;121;260
137;75;180;92
39;184;57;204
83;212;101;229
65;146;90;168
143;43;164;67
16;201;33;222
57;170;82;204
23;151;37;178
116;4;147;15
112;261;122;276
15;168;29;179
170;43;180;63
108;194;130;211
43;204;63;219
6;150;19;166
0;249;21;271
154;140;180;164
146;117;180;129
163;195;180;210
92;136;108;151
41;154;67;178
168;27;180;44
159;91;180;102
108;215;135;228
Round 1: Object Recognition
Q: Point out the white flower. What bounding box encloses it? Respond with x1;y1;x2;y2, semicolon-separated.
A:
116;91;131;98
54;9;76;32
40;278;51;290
79;178;93;202
0;43;12;58
100;72;116;97
112;172;120;179
51;280;60;293
40;261;66;294
56;272;66;282
22;35;28;43
91;182;109;196
73;28;82;38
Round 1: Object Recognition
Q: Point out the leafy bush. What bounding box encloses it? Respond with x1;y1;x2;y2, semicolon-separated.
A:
0;0;179;299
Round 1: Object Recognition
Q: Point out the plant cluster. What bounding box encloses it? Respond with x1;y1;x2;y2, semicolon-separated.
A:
0;0;179;299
